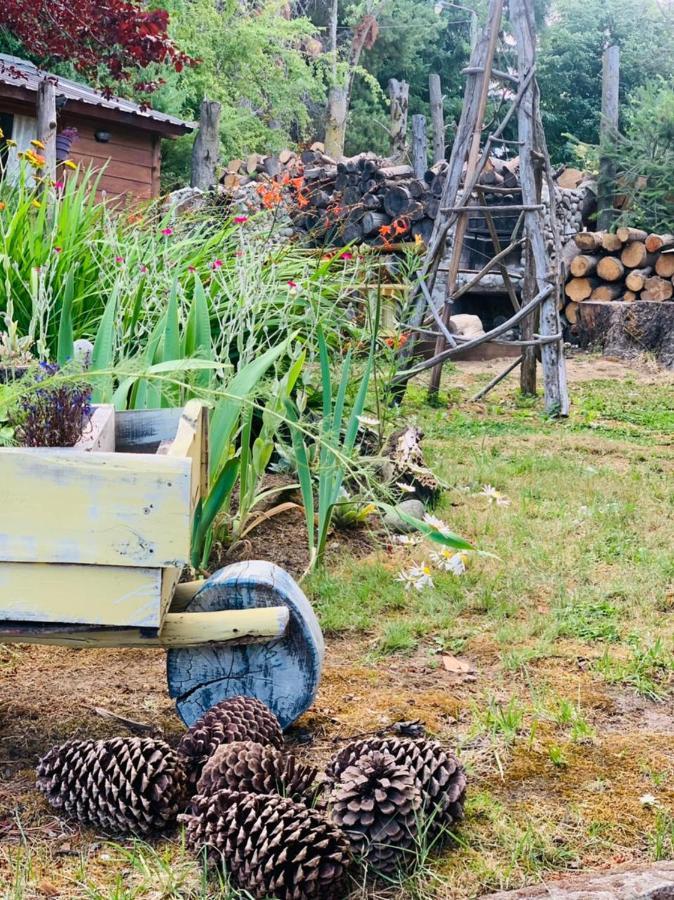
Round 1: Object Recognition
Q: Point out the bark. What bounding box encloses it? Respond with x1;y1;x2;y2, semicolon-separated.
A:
388;79;409;162
597;45;620;231
428;73;445;163
191;100;221;190
37;78;57;189
411;115;428;180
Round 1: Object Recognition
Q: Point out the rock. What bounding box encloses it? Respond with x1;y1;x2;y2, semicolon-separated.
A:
383;498;426;532
481;862;674;900
448;313;485;338
164;186;206;216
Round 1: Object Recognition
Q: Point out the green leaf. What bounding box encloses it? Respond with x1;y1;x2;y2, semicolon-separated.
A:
210;340;290;478
162;278;181;363
191;456;240;569
379;504;476;551
56;270;75;367
90;287;118;403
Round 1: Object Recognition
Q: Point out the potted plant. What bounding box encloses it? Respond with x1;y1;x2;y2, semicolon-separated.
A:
55;126;79;163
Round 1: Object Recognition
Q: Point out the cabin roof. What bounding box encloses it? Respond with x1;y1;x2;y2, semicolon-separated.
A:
0;54;195;135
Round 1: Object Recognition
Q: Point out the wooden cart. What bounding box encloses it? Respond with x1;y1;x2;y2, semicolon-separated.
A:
0;401;323;729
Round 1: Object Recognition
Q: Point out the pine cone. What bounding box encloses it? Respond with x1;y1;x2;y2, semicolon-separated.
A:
36;737;186;834
197;740;317;802
328;751;421;876
182;789;351;899
177;696;283;786
326;737;466;837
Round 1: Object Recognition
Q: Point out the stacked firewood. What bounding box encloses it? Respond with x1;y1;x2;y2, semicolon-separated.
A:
563;229;674;324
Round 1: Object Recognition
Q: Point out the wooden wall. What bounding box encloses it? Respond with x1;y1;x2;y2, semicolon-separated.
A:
0;96;162;201
61;116;160;201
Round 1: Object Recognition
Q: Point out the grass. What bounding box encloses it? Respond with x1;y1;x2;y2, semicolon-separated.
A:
1;356;673;898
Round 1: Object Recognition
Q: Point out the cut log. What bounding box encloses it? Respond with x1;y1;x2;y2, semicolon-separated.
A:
622;290;637;302
570;254;599;277
601;232;623;252
565;301;579;323
641;275;673;301
596;256;625;282
565;277;597;302
378;164;414;179
645;233;674;253
574;231;603;251
654;253;674;278
361;211;389;236
625;266;653;291
590;284;623;301
383;185;412;217
616;226;647;243
620;241;650;268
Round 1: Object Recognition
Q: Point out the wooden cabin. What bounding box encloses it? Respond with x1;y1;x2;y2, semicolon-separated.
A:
0;54;194;201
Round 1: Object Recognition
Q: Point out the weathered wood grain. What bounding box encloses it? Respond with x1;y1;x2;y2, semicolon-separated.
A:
114;408;183;453
167;561;324;729
75;404;115;452
0;449;191;567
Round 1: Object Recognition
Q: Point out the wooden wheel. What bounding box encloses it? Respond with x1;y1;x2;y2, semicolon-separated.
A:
166;561;324;730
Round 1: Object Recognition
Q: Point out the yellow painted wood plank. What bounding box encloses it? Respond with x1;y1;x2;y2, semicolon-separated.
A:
0;449;192;567
0;606;289;648
0;563;162;627
167;400;208;513
75;405;115;452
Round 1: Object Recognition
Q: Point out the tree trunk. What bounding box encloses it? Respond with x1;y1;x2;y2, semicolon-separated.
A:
36;78;57;190
324;85;349;159
191;99;221;190
428;73;445;164
388;79;409;162
597;44;620;231
411;115;428;180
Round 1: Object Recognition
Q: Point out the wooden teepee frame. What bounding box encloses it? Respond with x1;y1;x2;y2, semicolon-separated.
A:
394;0;569;416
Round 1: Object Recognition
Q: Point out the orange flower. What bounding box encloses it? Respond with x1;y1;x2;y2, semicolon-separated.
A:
31;139;46;150
0;202;5;211
63;160;77;170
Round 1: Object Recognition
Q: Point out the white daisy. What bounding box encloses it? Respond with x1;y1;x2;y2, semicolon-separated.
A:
356;414;380;427
423;513;452;536
396;563;434;591
479;484;511;506
396;482;417;493
430;549;468;575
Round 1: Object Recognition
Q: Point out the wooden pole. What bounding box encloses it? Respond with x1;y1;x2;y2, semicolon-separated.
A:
428;73;445;163
510;0;569;416
36;77;57;190
191;99;221;190
411;115;428;179
427;0;504;398
389;78;409;162
597;44;620;231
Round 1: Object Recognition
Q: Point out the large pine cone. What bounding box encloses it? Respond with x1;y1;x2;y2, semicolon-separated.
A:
36;737;186;834
197;740;317;802
328;750;422;876
182;789;351;899
177;696;283;785
326;737;466;837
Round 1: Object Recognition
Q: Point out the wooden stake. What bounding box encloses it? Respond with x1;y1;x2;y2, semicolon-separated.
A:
36;77;57;190
597;45;620;231
472;356;523;401
411;115;428;179
429;74;445;163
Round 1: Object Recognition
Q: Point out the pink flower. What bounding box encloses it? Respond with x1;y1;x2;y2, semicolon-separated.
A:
211;259;223;270
115;256;124;264
188;265;196;273
161;227;174;236
233;215;248;224
340;251;353;260
235;250;244;257
54;181;64;190
139;264;148;274
53;246;62;254
287;280;298;288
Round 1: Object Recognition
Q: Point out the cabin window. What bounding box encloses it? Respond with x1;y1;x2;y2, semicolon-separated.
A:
0;112;37;183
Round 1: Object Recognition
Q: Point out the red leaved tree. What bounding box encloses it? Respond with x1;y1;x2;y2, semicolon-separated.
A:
0;0;194;93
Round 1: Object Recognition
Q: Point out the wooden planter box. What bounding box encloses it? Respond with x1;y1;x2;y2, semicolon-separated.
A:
0;401;207;631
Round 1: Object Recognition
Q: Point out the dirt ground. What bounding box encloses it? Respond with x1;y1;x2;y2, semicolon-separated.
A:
1;354;672;898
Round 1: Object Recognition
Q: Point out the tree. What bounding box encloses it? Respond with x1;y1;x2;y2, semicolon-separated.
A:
0;0;192;93
537;0;674;162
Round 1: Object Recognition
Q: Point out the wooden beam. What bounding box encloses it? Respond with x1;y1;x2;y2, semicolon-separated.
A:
411;114;428;179
388;78;409;162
